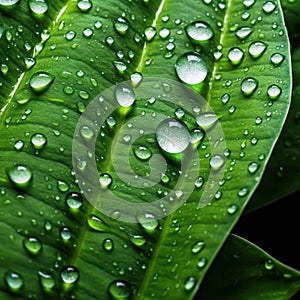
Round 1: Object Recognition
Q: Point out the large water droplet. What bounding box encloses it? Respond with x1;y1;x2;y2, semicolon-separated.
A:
270;53;284;66
248;162;260;174
156;118;190;154
175;52;208;85
184;276;196;292
115;84;135;107
99;173;112;188
80;125;94;140
114;17;129;35
209;155;225;170
186;21;214;42
248;41;267;59
196;112;218;128
134;146;152;160
227;204;239;215
103;238;114;252
236;27;253;40
7;165;33;189
136;212;159;232
60;266;79;284
241;77;258;96
29;72;54;93
262;1;276;14
0;0;19;8
23;237;43;255
191;241;205;254
144;26;156;41
88;215;107;232
267;84;281;100
38;271;55;289
31;133;47;150
108;280;132;299
65;192;83;210
77;0;92;12
5;271;24;290
227;47;244;65
28;0;48;15
243;0;255;8
129;234;146;247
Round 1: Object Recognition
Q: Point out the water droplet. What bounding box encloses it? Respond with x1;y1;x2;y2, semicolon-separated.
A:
209;155;225;170
25;57;36;69
0;0;19;8
174;107;185;119
134;146;152;160
190;128;205;145
65;30;76;41
5;271;24;290
241;77;258;96
29;72;54;93
267;84;281;100
115;17;129;35
184;276;196;292
60;266;79;284
57;180;69;192
243;0;255;8
108;280;132;299
236;27;253;40
144;26;156;41
82;27;93;37
66;192;83;210
136;212;159;232
175;52;208;85
115;84;135;107
99;173;112;188
130;72;143;86
192;241;205;254
238;187;249;197
114;61;127;74
194;176;204;188
228;47;244;65
197;257;207;268
247;162;259;175
196;112;218;128
7;165;33;189
248;41;267;59
14;140;24;151
88;215;107;232
129;234;146;247
265;259;274;270
77;0;92;12
60;227;72;241
30;133;47;150
38;271;55;289
80;125;94;141
186;21;214;42
227;204;239;215
270;53;284;66
159;27;170;39
23;237;43;255
103;238;114;252
263;1;276;14
28;0;48;15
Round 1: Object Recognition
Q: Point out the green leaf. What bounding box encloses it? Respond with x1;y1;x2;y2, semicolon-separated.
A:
0;1;293;300
199;234;300;300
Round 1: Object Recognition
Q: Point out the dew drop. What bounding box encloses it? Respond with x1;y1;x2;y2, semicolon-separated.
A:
60;266;79;284
28;0;48;15
144;26;156;41
108;280;132;299
0;0;19;8
159;27;170;39
25;57;36;69
80;125;94;140
190;128;205;145
38;271;55;289
267;84;281;100
248;162;260;174
241;77;258;96
243;0;255;8
65;30;76;41
209;155;225;170
194;176;204;188
114;17;129;35
57;180;69;192
238;187;249;197
14;140;24;151
134;146;152;160
31;133;47;150
77;0;92;12
196;112;218;128
175;52;208;85
115;84;135;107
130;72;143;86
5;271;24;290
186;21;214;42
7;165;33;189
156;118;190;154
265;259;274;270
60;227;72;241
248;41;267;59
191;241;205;254
235;27;253;40
88;215;107;232
184;276;196;292
103;238;114;252
262;1;276;14
99;173;112;188
136;212;159;232
270;53;284;66
23;237;43;255
66;192;83;210
227;47;244;65
29;71;54;93
227;204;239;215
129;234;146;247
197;257;207;268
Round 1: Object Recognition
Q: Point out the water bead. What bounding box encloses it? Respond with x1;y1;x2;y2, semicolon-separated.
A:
108;280;132;299
60;266;79;284
267;84;281;100
175;52;208;85
31;133;47;150
29;71;54;93
28;0;48;15
227;47;244;65
4;271;24;290
7;165;33;189
241;77;258;96
23;237;43;255
115;84;135;107
66;192;83;209
248;41;267;59
186;21;214;42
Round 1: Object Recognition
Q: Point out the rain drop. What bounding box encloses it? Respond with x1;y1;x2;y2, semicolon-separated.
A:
241;77;258;96
267;84;281;100
235;27;253;40
196;112;218;128
191;241;205;254
129;234;146;247
270;53;284;66
4;271;24;290
114;17;129;35
115;84;135;107
136;212;159;232
7;165;33;189
29;71;54;93
194;176;204;188
103;238;114;252
80;125;94;140
77;0;92;12
209;155;225;170
227;47;244;65
0;0;19;8
175;52;208;85
134;146;152;160
31;133;47;150
227;204;239;215
262;1;276;14
60;266;79;284
248;162;259;174
184;276;196;292
248;41;267;59
108;280;132;299
144;26;156;41
23;237;43;255
186;21;214;42
156;118;190;153
28;0;48;15
197;257;207;268
265;259;274;270
38;271;55;289
66;192;83;210
99;173;112;188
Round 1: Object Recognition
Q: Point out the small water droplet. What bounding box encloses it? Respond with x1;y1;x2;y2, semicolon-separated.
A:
88;215;107;232
108;280;132;299
228;47;244;65
38;271;55;289
184;276;196;292
7;165;33;189
29;72;54;93
134;146;152;160
265;259;274;270
267;84;281;100
0;0;19;8
236;27;253;40
14;140;24;151
197;257;207;268
77;0;92;12
66;192;83;210
262;1;276;14
241;77;258;96
129;234;146;247
194;176;204;188
227;204;239;215
103;238;114;252
114;61;127;74
270;53;284;66
5;271;24;290
196;112;218;128
248;162;259;174
115;84;135;107
23;237;43;255
99;173;112;188
156;118;190;154
190;128;205;145
191;241;205;254
60;266;79;284
209;155;225;170
28;0;48;15
243;0;255;8
159;27;170;39
57;180;69;192
248;41;267;59
136;212;158;232
186;21;214;42
60;227;72;241
130;72;143;86
115;17;129;35
144;26;156;41
31;133;47;150
80;125;94;140
175;52;208;85
65;30;76;41
238;187;249;197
